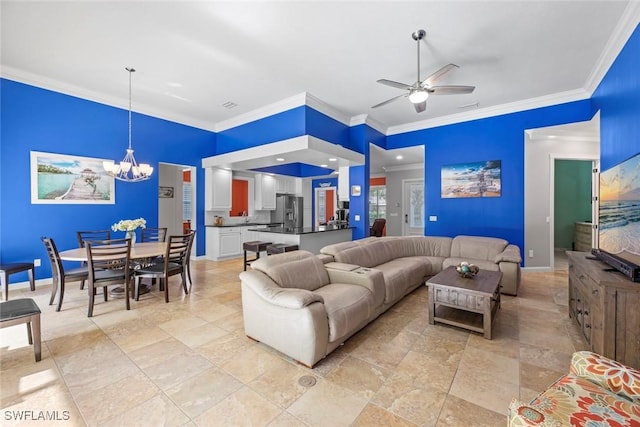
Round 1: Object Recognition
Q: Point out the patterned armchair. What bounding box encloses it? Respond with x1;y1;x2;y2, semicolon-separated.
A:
508;351;640;426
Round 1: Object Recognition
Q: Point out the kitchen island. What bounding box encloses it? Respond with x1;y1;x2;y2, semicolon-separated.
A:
248;225;353;255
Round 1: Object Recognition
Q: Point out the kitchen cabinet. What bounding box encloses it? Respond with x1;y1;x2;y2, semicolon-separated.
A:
242;225;267;243
568;251;640;369
205;168;232;210
276;177;297;194
255;174;276;210
338;166;350;201
207;226;242;260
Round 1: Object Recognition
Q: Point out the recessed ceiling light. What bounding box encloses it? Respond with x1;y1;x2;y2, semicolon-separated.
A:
223;167;231;170
320;164;328;168
396;155;403;160
328;158;337;162
276;158;285;161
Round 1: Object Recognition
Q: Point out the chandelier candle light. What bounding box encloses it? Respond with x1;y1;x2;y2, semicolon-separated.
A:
103;67;153;182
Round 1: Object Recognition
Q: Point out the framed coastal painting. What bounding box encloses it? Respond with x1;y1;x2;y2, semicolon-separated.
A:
30;151;115;204
441;160;501;198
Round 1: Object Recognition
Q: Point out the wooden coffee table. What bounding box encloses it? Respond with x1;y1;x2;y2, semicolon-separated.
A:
426;266;502;339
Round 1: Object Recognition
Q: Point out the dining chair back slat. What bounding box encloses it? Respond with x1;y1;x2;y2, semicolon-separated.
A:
76;230;112;248
140;227;168;243
85;238;132;317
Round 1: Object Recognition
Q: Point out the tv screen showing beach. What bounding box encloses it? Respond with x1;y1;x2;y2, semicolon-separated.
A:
599;151;640;266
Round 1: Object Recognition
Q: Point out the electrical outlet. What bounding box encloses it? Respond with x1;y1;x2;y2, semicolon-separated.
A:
34;258;41;267
528;250;534;258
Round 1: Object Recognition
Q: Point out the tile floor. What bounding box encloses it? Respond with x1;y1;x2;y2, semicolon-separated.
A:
1;258;587;426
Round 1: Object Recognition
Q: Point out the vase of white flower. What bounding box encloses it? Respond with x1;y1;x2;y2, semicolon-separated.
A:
125;230;137;246
111;218;146;246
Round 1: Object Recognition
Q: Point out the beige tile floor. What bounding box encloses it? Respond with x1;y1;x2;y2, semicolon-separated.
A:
1;257;587;426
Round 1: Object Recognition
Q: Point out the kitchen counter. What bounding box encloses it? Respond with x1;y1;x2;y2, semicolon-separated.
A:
249;226;353;254
247;225;353;235
206;222;280;228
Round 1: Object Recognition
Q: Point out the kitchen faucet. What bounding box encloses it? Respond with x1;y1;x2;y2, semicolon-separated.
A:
242;211;249;223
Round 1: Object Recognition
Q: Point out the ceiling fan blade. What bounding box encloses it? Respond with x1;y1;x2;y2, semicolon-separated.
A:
421;64;459;87
428;85;475;95
377;79;413;90
413;100;427;113
372;94;407;109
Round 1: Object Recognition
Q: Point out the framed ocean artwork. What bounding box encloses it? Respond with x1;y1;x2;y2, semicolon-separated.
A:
30;151;115;204
441;160;501;198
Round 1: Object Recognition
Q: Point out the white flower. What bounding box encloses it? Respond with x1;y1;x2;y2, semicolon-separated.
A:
111;217;147;232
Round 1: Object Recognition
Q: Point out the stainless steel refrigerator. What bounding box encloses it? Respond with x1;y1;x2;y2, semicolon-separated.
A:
271;195;303;229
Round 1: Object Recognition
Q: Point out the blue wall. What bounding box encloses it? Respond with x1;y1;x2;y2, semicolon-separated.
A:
0;79;216;281
387;100;593;255
592;24;640;171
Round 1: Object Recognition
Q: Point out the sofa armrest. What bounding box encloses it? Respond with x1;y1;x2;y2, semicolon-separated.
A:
569;351;640;404
239;271;324;309
327;267;386;307
507;399;562;426
495;244;522;264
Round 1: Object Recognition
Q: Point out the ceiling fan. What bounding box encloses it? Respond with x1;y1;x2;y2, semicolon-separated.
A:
372;29;475;113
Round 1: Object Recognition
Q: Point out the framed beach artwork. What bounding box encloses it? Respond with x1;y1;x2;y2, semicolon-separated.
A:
441;160;502;198
30;151;115;204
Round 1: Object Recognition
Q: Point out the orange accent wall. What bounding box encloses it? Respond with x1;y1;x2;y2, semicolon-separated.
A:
183;170;191;182
230;179;248;216
326;189;335;220
370;177;386;186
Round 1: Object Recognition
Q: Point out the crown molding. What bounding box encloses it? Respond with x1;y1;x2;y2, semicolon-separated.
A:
304;93;352;126
214;92;307;132
386;88;590;136
383;162;423;172
584;2;640;95
350;114;388;135
1;66;218;132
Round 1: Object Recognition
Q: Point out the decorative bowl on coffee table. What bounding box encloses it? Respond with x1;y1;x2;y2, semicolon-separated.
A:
456;262;479;278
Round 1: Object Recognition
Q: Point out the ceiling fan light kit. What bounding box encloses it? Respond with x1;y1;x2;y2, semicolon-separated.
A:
373;29;475;113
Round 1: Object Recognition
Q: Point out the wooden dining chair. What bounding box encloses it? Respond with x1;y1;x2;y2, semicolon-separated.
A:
76;229;112;248
85;238;132;317
185;230;196;287
134;234;190;303
76;229;111;290
140;227;168;243
41;237;89;312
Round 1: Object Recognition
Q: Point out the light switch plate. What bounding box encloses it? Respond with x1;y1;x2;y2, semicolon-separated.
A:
429;215;437;222
354;215;360;221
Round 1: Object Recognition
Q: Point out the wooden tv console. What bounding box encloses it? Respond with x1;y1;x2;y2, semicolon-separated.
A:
567;251;640;369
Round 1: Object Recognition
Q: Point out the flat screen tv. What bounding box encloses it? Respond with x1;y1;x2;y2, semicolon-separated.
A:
595;151;640;281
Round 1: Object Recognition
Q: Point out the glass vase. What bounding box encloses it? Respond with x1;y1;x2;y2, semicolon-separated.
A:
125;230;136;246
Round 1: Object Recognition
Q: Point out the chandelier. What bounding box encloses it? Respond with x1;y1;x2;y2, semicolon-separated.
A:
103;67;153;182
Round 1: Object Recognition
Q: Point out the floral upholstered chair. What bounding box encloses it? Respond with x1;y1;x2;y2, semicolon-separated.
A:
508;351;640;426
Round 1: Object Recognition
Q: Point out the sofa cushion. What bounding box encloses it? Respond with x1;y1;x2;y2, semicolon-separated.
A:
450;235;507;261
252;250;330;291
376;258;429;304
314;283;375;342
334;240;395;268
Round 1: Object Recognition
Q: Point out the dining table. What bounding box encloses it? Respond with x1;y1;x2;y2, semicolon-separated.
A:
59;241;167;297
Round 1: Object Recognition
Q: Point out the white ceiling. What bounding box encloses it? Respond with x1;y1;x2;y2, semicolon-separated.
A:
1;1;636;173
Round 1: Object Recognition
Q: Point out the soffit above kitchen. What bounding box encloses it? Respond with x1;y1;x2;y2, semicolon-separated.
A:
201;135;364;176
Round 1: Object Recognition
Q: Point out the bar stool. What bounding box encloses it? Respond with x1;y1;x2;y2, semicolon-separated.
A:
0;262;36;301
266;243;299;255
0;298;42;361
243;241;272;271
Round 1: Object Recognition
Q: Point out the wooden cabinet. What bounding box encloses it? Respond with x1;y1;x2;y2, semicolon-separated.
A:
568;251;640;369
255;174;276;210
574;222;592;252
205;168;232;210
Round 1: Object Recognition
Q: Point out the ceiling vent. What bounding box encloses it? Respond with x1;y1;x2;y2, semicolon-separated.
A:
222;101;238;109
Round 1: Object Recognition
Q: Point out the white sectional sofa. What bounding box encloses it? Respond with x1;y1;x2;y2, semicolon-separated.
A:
239;235;521;367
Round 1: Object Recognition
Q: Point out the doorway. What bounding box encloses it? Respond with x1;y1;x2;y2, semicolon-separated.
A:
403;179;424;235
314;187;336;225
158;163;197;252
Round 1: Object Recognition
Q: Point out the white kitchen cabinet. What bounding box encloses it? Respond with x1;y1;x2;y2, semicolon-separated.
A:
242;225;267;243
255;173;276;210
338;166;350;201
207;226;242;260
276;177;297;194
205;167;232;210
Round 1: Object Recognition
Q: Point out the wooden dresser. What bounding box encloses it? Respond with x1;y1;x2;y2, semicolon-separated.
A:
567;251;640;369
